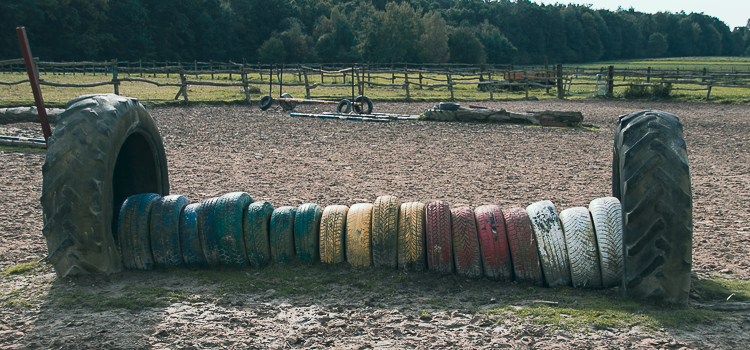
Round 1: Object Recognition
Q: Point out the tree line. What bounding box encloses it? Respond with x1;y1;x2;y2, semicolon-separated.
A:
1;0;749;65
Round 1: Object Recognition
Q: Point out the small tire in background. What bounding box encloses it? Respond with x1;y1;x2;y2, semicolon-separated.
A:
346;203;374;268
118;193;160;270
337;99;352;114
244;201;274;268
397;202;426;271
372;196;400;268
270;206;297;265
197;197;222;268
526;200;571;287
425;201;453;274
560;207;602;288
353;95;374;114
280;93;296;111
259;95;273;110
214;192;253;267
295;203;323;263
589;197;623;288
475;205;513;282
438;102;460;111
179;203;207;268
150;195;190;269
503;207;543;286
320;205;349;264
451;207;482;279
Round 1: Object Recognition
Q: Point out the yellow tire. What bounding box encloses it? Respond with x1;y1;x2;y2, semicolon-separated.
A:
398;202;426;271
346;203;374;268
372;195;400;268
319;205;349;264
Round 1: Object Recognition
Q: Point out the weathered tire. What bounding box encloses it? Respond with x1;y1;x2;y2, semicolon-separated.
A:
270;206;297;264
197;197;222;267
346;203;373;268
526;200;571;287
258;95;273;110
503;208;543;286
337;99;352;114
150;195;189;269
613;110;692;303
42;94;169;276
559;207;601;288
117;193;160;270
425;201;453;274
438;102;460;111
179;203;207;268
280;93;296;111
295;203;323;263
397;202;426;271
353;96;373;114
451;207;482;279
319;205;349;264
372;196;400;268
215;192;253;267
475;205;513;282
244;201;274;268
589;197;623;287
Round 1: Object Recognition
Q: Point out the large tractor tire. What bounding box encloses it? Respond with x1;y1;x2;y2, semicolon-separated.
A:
41;94;169;277
613;110;692;304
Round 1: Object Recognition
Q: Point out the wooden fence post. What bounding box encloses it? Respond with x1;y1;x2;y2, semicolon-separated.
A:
448;73;454;101
404;69;410;100
419;71;423;89
524;71;529;98
320;64;324;83
303;68;310;99
647;67;651;83
556;64;564;99
544;57;550;94
606;65;614;96
111;59;120;95
210;60;214;79
705;78;713;101
139;60;142;77
489;71;493;100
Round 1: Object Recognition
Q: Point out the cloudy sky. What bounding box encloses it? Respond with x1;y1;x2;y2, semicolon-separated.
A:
580;0;748;29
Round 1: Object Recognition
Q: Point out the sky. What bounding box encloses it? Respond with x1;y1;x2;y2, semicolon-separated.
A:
579;0;749;29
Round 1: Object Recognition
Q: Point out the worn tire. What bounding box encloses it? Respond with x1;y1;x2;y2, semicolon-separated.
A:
280;93;295;111
503;208;543;286
398;202;426;271
197;197;222;268
425;201;453;274
451;207;482;279
559;207;602;288
438;102;460;111
613;110;692;303
337;99;352;114
179;203;207;268
319;205;348;264
475;205;513;282
346;203;373;268
353;96;373;114
372;196;400;268
259;95;273;110
244;201;274;268
215;192;253;267
527;200;571;287
270;206;296;265
589;197;623;287
41;94;169;276
295;203;323;263
117;193;160;270
150;195;189;269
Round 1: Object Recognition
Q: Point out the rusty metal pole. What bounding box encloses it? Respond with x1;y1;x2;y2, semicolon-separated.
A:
16;27;52;144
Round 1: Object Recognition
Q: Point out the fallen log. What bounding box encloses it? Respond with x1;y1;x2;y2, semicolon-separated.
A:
421;105;583;126
0;107;64;125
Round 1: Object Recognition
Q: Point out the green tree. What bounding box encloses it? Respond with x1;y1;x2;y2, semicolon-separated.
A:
477;20;517;64
646;32;669;57
419;10;450;63
448;26;485;64
376;1;422;63
279;21;312;62
258;36;286;63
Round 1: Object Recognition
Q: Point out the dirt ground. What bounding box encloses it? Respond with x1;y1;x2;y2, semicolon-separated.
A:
1;98;749;349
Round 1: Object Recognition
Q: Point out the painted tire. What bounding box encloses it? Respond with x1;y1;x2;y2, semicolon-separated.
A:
372;196;400;268
337;99;352;114
258;95;273;110
346;203;374;268
270;206;297;265
451;207;483;279
244;201;274;268
295;203;323;263
526;200;571;287
197;197;222;268
179;203;207;268
425;201;453;274
589;197;623;288
398;202;426;271
353;95;373;114
560;207;602;288
280;93;296;111
117;193;160;270
503;207;543;286
150;195;190;269
214;192;253;267
475;205;513;282
320;205;349;264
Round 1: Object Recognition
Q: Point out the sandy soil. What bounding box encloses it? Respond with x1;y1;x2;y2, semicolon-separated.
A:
0;98;749;349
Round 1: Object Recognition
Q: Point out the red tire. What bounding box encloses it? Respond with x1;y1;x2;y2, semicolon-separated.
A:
475;205;513;282
503;207;543;286
425;201;453;274
450;207;482;279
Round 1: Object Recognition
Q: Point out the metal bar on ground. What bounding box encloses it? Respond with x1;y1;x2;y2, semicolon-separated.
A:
16;27;51;144
289;113;390;122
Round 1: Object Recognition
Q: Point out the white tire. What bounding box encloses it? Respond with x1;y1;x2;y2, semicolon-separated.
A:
560;207;602;288
589;197;623;287
526;200;571;287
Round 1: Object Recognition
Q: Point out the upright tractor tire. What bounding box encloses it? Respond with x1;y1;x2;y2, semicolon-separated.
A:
397;202;426;271
372;196;400;268
425;201;453;274
41;94;169;277
613;110;692;303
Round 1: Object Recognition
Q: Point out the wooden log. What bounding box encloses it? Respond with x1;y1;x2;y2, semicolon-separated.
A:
0;107;65;125
422;107;584;126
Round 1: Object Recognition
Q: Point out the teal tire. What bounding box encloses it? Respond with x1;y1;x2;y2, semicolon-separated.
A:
117;193;160;270
295;203;323;263
244;201;274;268
270;206;297;265
150;195;190;269
214;192;253;267
197;197;222;267
180;203;207;268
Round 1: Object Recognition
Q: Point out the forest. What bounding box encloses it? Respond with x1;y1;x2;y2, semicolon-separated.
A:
1;0;749;65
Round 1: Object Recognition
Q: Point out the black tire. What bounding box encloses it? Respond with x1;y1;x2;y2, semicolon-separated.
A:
150;195;190;269
41;94;169;276
280;93;296;111
438;102;460;111
244;201;274;268
259;95;273;110
295;203;323;263
614;110;692;304
197;197;222;268
179;203;207;268
117;193;160;270
270;206;297;265
337;99;352;114
214;192;253;267
353;96;373;114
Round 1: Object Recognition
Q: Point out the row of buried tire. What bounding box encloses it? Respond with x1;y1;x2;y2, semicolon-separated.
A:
118;193;623;289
